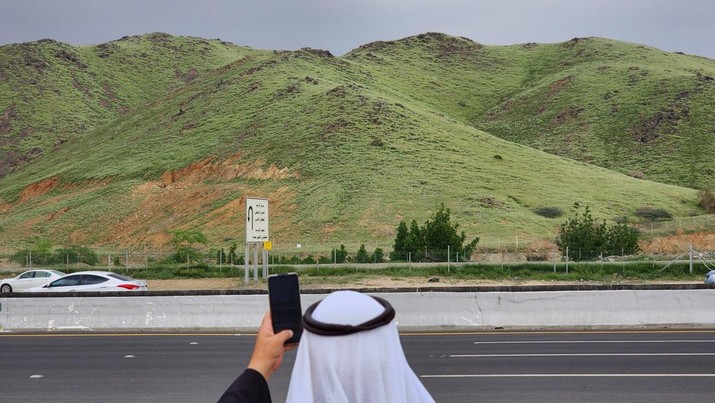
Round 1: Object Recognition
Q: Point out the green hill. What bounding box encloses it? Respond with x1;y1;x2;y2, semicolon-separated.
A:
0;33;711;252
0;33;271;177
345;34;715;188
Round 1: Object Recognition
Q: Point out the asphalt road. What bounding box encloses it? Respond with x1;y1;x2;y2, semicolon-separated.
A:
1;330;714;402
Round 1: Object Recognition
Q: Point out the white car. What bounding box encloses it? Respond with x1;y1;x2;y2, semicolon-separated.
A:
24;271;148;292
706;270;715;285
1;269;66;293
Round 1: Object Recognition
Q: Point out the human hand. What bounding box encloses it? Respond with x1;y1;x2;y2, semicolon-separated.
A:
247;312;296;381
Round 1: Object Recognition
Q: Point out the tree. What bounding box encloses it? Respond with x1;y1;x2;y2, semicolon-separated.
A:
171;229;207;263
172;229;208;246
405;220;425;261
355;244;369;263
422;204;478;261
604;223;640;257
390;204;478;262
228;242;238;264
11;237;56;266
55;245;99;266
334;244;348;263
372;247;385;263
556;205;639;260
390;221;409;261
216;248;227;264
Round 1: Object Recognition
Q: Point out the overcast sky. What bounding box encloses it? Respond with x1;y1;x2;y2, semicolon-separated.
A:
1;0;713;59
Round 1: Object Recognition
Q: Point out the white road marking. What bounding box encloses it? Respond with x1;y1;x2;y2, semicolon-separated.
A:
421;373;715;378
451;353;715;357
474;340;715;344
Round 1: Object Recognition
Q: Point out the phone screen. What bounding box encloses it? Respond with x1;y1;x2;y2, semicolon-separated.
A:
268;273;303;344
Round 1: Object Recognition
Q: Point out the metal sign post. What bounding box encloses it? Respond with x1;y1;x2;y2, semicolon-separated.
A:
263;241;272;278
245;197;269;283
244;242;249;284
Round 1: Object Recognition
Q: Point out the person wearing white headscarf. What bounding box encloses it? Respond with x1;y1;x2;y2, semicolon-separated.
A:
218;291;434;403
286;290;435;403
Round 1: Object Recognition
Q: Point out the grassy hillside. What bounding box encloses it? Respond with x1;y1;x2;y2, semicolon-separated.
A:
0;33;711;253
345;34;715;188
0;33;272;178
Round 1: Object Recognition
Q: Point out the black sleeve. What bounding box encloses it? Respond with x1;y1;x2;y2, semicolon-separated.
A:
217;368;272;403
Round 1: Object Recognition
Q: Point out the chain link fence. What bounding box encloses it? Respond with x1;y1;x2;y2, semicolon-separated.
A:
1;229;713;271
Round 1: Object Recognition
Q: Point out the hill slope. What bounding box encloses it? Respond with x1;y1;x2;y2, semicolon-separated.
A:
0;33;272;178
344;34;715;188
0;33;710;252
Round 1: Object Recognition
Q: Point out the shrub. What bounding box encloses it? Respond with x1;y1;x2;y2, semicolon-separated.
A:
355;244;369;263
45;245;99;266
334;245;348;264
533;206;564;218
11;237;58;266
392;204;479;262
278;254;302;264
698;188;715;213
634;206;673;221
628;171;646;179
170;229;207;263
613;216;629;224
556;205;639;261
176;266;210;278
372;247;385;263
170;246;201;263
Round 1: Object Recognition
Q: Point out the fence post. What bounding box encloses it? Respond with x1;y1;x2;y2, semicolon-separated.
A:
447;245;450;273
566;247;569;274
553;252;557;273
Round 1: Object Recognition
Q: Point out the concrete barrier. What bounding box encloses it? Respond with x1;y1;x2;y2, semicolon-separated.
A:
1;288;714;332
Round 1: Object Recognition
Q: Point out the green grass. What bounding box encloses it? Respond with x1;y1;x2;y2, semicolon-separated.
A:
346;35;715;188
0;34;272;177
0;33;712;252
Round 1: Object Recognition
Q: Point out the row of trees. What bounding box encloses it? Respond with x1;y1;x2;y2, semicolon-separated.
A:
391;204;479;262
10;237;99;266
271;245;386;265
390;203;640;263
7;203;648;268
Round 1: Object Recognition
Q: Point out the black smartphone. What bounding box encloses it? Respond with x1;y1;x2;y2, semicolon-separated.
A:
268;273;303;344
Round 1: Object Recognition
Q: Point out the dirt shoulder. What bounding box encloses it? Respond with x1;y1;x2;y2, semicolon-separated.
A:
146;277;702;291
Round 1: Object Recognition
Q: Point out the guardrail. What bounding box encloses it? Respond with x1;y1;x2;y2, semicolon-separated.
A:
1;285;714;332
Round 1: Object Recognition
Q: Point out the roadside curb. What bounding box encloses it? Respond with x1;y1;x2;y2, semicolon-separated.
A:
2;283;711;298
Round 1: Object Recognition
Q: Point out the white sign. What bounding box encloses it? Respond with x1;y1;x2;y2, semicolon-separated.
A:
245;197;269;242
